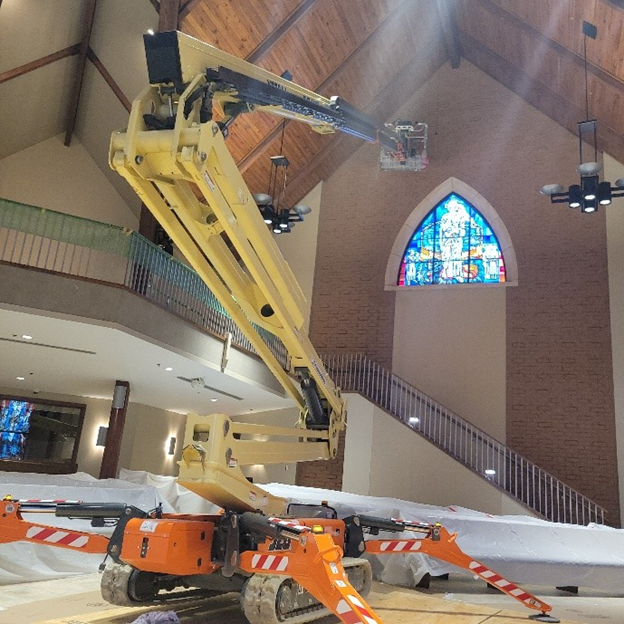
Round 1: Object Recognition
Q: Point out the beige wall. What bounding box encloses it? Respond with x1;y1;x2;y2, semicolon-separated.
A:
342;394;375;495
605;152;624;524
235;407;299;486
343;394;532;516
123;403;186;476
0;134;137;229
275;183;322;329
0;384;184;478
393;288;506;441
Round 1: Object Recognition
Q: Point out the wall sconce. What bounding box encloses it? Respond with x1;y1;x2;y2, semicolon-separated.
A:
112;382;128;409
96;426;108;447
168;436;177;455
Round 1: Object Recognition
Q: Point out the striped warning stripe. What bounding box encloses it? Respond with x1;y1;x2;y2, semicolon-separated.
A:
468;561;532;602
268;517;309;532
378;540;422;552
25;527;89;548
347;594;378;624
250;553;289;572
336;599;361;624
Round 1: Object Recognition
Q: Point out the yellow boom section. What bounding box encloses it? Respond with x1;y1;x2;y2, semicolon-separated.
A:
109;34;348;510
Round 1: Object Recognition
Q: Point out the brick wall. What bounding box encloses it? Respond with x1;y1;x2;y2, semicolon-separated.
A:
296;431;345;491
296;61;620;525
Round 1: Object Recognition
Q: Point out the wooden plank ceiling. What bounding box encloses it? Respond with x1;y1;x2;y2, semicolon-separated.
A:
180;0;447;205
456;0;624;171
3;1;623;209
176;0;624;206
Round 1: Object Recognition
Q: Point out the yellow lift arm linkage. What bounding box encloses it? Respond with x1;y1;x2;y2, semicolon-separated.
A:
108;31;403;515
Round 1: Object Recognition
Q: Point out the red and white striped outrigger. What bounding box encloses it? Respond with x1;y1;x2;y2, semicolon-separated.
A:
361;516;558;622
0;497;559;624
0;498;109;554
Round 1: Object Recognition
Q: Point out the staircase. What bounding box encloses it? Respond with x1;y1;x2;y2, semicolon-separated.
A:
321;353;605;526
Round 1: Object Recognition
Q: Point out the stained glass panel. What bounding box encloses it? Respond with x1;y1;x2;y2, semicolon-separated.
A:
0;400;32;459
398;193;506;286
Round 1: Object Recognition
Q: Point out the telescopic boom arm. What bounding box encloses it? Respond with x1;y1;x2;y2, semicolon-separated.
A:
109;31;409;514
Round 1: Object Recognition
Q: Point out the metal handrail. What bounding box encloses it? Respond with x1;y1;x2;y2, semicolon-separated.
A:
1;198;603;524
320;352;606;525
0;198;288;368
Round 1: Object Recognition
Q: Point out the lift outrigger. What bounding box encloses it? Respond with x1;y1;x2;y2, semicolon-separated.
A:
0;497;558;623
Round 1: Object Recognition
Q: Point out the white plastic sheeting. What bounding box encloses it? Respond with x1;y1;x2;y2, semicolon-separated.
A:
0;471;173;584
259;483;624;594
1;469;624;595
122;473;624;595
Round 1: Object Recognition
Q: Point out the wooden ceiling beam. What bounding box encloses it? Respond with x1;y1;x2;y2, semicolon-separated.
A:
86;47;131;112
435;0;461;68
460;30;624;164
64;0;98;146
237;0;414;174
246;0;319;64
148;0;160;14
179;0;203;20
470;0;624;94
159;0;181;30
0;44;80;85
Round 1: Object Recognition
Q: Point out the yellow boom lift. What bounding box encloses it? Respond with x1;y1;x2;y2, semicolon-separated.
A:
0;31;559;624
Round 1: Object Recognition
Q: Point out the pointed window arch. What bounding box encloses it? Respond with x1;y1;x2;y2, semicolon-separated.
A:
398;193;506;286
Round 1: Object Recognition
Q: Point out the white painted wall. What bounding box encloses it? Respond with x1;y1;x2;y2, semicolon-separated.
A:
343;393;532;516
605;152;624;525
393;288;506;441
0;134;137;229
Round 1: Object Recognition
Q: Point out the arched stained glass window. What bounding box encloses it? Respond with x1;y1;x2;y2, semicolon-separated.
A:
398;193;506;286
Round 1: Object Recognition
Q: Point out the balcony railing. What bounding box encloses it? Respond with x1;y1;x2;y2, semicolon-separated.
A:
321;353;606;526
1;198;604;524
0;198;288;367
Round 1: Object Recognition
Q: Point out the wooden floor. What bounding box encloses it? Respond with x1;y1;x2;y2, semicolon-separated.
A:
8;581;579;624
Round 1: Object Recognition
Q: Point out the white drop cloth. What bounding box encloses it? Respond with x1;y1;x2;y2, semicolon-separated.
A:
1;469;623;596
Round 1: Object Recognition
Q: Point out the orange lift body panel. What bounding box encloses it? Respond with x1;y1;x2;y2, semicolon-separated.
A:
121;516;218;575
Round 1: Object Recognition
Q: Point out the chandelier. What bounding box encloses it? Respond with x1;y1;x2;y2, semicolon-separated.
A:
253;154;311;234
540;21;624;213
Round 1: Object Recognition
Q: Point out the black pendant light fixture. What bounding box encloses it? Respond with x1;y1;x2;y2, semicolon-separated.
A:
252;122;312;234
540;21;624;212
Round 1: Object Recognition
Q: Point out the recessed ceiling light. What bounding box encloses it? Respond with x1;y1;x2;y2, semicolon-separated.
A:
211;398;218;402
16;377;25;381
146;29;155;35
22;335;32;340
164;367;173;372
